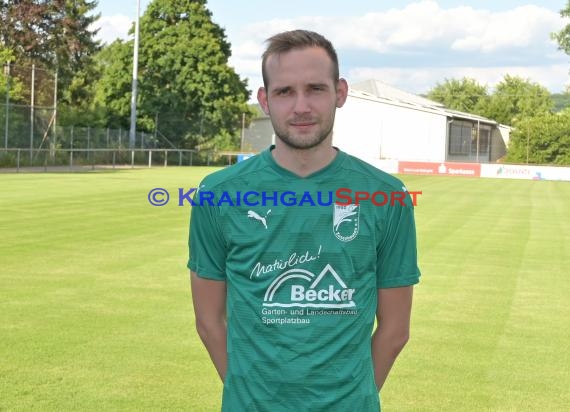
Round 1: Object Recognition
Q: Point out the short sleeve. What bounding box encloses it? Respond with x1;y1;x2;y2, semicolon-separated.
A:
187;185;227;281
376;199;421;289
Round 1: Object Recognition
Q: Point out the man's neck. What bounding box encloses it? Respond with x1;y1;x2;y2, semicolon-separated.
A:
271;139;338;177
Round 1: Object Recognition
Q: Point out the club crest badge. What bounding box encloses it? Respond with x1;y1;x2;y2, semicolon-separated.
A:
333;204;359;242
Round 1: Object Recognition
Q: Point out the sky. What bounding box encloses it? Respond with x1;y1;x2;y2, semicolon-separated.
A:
94;0;570;99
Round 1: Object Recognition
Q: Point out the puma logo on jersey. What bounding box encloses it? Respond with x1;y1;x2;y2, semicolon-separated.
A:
248;209;272;229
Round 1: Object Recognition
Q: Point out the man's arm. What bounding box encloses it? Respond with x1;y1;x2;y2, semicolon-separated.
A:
371;286;414;391
191;271;228;382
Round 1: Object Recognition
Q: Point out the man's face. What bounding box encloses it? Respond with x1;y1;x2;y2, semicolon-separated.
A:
258;47;348;150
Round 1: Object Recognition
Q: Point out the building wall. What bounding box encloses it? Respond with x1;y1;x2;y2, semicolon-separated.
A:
332;95;382;159
333;93;448;162
490;127;508;162
242;117;273;152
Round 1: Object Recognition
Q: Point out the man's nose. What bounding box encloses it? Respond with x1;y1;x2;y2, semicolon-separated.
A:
293;93;311;114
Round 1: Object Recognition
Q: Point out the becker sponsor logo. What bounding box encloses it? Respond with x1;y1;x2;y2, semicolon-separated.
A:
263;264;355;309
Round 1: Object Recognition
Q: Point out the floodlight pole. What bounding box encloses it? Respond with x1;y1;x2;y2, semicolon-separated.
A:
30;64;35;163
129;0;141;149
4;62;9;151
240;112;245;150
52;70;57;156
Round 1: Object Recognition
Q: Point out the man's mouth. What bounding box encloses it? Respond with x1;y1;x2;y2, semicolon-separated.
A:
290;120;316;127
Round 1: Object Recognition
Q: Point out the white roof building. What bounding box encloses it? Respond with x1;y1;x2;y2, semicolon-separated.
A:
334;80;509;164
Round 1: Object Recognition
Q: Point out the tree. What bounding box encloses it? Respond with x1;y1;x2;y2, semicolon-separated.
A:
483;75;553;126
0;0;101;94
50;0;102;102
139;0;251;149
1;47;27;146
551;1;570;54
426;77;489;115
59;39;131;128
0;47;25;102
0;0;48;63
506;110;570;165
92;0;252;149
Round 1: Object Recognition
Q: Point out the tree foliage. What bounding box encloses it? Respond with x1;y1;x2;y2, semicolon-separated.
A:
426;75;553;126
91;0;252;149
51;0;102;103
0;0;49;62
0;0;101;95
484;75;552;126
59;39;132;128
0;47;25;102
551;1;570;55
506;110;570;165
426;77;489;115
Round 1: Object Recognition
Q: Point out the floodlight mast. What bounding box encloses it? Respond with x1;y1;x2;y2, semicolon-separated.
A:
129;0;141;148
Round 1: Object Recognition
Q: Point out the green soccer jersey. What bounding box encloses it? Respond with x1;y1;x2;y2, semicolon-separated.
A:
188;146;421;412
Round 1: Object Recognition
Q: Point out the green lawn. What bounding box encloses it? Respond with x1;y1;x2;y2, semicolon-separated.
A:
1;168;569;411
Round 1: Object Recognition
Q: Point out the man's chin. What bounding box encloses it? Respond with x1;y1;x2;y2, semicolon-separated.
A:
278;134;327;150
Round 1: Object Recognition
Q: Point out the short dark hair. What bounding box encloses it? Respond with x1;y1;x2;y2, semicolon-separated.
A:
261;30;339;88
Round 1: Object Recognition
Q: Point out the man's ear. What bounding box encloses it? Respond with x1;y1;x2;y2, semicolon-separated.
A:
257;87;270;115
336;78;349;108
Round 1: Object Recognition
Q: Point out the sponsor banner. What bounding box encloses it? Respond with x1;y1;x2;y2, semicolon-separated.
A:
481;164;570;181
398;161;481;177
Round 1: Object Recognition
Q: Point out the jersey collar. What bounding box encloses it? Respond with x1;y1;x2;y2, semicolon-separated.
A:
261;144;347;180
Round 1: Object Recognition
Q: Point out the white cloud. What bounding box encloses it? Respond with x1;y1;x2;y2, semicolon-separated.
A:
92;15;133;45
449;5;562;52
348;64;570;94
227;1;569;99
235;0;565;54
232;41;264;59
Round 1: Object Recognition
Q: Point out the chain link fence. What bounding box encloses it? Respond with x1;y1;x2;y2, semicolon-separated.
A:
1;63;262;170
0;147;251;171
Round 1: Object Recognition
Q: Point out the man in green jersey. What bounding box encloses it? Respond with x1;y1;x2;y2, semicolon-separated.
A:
189;30;421;411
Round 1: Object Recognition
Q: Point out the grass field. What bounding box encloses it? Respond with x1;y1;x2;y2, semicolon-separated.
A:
1;168;569;411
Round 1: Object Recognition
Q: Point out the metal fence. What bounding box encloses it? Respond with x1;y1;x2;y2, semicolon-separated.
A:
1;104;161;149
1;63;195;154
0;147;254;171
1;63;262;171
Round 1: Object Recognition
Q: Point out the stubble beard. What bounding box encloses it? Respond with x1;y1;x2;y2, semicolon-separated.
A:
272;114;335;150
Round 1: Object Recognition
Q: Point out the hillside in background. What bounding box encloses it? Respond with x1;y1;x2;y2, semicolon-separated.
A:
552;93;570;112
